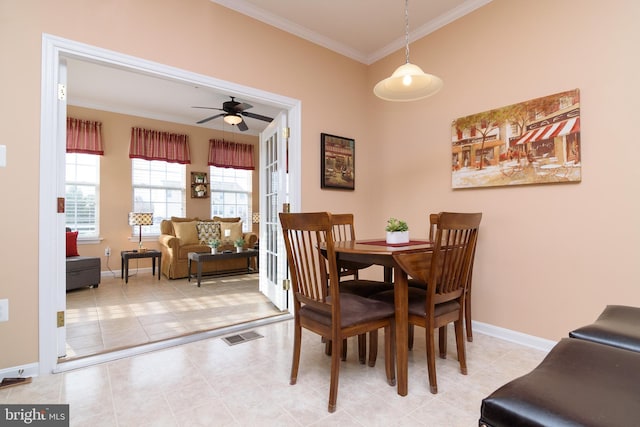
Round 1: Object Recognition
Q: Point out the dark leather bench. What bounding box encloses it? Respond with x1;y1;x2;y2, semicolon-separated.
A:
66;256;101;291
479;338;640;427
569;305;640;353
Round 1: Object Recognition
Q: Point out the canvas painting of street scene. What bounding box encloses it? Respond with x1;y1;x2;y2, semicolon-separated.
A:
321;133;355;190
451;89;581;189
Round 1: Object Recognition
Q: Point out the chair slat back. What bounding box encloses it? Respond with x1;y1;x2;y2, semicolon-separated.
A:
331;213;356;241
395;212;481;305
279;212;340;313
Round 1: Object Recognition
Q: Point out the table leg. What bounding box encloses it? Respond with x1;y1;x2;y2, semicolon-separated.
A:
121;254;124;279
187;258;192;282
157;254;161;280
197;259;202;287
124;255;129;284
394;265;409;396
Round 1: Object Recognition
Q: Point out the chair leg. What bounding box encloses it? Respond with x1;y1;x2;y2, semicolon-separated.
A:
426;326;438;394
439;326;447;359
384;324;396;386
341;339;347;361
368;330;378;367
328;335;341;413
358;334;366;364
454;319;468;375
408;324;414;350
465;290;473;342
290;322;302;385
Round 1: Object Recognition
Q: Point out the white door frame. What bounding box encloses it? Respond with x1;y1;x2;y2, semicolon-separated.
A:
39;33;301;374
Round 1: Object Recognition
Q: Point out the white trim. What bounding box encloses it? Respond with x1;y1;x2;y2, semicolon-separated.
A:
472;320;557;353
54;314;292;373
39;33;302;375
0;363;40;381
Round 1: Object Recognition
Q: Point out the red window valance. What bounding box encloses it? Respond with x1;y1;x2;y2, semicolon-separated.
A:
129;127;191;164
208;139;255;170
66;117;104;155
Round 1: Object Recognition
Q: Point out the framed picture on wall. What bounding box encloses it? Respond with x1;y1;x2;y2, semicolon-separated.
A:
321;133;355;190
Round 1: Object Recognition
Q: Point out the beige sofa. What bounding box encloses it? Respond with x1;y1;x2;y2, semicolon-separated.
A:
158;216;258;279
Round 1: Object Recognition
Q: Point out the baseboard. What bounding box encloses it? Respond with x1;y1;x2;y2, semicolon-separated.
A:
472;320;557;352
0;363;39;382
100;266;154;278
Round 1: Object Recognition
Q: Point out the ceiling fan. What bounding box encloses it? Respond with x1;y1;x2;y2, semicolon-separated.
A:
192;96;274;131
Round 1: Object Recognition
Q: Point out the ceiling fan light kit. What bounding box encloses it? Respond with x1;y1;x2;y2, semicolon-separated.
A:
223;114;243;125
374;0;443;102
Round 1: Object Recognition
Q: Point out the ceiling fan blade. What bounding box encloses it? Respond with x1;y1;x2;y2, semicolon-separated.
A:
197;113;225;124
192;106;224;111
241;111;274;122
237;119;249;132
235;102;253;112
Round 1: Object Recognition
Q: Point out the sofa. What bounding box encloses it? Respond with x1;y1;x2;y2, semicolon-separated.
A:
158;216;258;279
479;305;640;427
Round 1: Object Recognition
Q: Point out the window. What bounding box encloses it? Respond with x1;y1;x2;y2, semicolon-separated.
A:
65;153;100;238
210;166;252;232
132;158;185;236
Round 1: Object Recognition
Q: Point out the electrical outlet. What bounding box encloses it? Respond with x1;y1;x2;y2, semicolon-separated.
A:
0;299;8;322
105;247;111;257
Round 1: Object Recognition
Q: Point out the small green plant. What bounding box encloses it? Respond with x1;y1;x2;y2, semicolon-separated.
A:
234;237;245;248
208;239;221;248
385;218;409;232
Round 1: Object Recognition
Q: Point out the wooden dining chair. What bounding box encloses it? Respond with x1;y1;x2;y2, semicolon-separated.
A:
329;213;394;364
373;212;481;393
409;212;479;346
279;212;396;413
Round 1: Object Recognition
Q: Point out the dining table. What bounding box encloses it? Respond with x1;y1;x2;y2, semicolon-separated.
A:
331;238;433;396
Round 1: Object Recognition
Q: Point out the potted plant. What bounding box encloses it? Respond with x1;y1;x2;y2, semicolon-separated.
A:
208;238;221;254
234;237;245;252
385;217;409;244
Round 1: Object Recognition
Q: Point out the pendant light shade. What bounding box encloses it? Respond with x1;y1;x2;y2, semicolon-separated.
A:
374;0;443;102
374;63;443;102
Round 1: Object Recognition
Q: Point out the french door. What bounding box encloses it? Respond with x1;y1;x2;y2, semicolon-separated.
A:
258;112;289;311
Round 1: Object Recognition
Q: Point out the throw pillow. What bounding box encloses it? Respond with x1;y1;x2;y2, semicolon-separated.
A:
213;216;242;223
173;221;199;245
66;231;79;257
197;221;221;244
220;221;243;244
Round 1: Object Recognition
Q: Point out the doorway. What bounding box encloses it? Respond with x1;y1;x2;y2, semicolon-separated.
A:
40;34;301;374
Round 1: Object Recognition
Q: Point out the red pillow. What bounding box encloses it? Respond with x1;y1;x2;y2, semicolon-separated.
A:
66;231;79;257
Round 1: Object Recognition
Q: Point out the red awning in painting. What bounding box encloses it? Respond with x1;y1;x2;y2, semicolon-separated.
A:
514;117;580;145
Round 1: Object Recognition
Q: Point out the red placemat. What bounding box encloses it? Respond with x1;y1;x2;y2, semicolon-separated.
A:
358;240;431;247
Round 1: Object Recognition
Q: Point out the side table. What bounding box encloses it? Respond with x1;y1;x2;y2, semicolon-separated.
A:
121;250;162;284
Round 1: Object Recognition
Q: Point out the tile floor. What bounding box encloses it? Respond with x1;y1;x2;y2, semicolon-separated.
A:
64;270;280;359
1;318;548;426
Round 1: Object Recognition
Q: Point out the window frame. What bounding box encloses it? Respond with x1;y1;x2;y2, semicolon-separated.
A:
209;166;253;232
65;152;100;240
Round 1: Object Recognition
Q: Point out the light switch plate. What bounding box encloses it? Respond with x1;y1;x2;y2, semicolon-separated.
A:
0;299;8;322
0;145;6;167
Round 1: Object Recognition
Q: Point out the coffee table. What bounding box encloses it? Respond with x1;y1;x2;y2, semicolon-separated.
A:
188;249;258;287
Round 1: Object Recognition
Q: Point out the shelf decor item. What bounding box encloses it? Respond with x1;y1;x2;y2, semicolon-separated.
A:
191;172;209;198
385;217;409;244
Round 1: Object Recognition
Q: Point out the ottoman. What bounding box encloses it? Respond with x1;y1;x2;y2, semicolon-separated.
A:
479;338;640;427
66;256;101;291
569;305;640;353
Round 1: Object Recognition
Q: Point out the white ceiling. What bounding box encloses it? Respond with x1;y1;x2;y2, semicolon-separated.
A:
67;0;490;135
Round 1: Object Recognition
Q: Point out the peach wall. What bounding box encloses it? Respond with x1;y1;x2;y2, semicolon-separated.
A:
67;105;258;265
1;0;639;370
366;0;640;340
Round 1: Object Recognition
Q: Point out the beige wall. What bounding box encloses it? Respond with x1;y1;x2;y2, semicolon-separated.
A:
66;105;258;264
1;0;639;370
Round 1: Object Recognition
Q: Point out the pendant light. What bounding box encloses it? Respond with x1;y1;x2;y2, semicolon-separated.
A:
374;0;443;102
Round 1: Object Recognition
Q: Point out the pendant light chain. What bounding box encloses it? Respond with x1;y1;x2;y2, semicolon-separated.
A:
404;0;410;64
